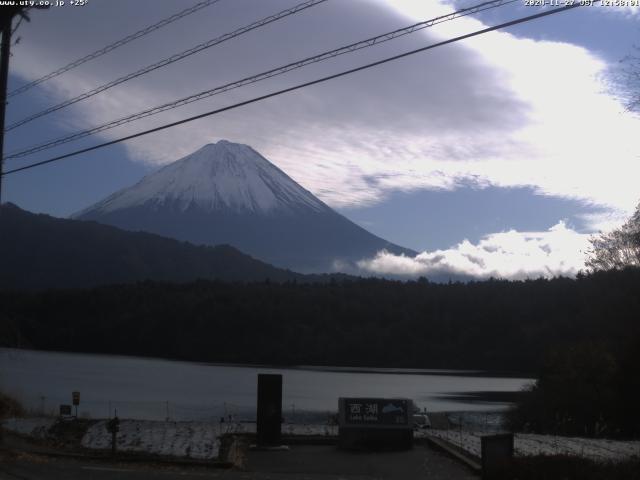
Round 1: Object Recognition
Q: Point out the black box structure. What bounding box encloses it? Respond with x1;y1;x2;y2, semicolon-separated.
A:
481;433;514;479
256;373;283;446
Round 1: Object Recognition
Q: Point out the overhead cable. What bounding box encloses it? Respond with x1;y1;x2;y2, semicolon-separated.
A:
5;0;517;161
4;0;328;131
8;0;223;98
2;4;581;177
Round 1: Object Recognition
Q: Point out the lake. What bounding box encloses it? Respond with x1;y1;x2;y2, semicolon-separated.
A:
1;348;532;422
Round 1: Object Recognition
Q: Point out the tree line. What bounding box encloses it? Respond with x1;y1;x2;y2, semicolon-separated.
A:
2;268;639;375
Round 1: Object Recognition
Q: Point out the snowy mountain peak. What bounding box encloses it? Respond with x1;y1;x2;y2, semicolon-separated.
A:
74;140;416;272
77;140;329;216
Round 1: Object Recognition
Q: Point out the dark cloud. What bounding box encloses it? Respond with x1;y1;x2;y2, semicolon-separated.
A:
9;0;529;147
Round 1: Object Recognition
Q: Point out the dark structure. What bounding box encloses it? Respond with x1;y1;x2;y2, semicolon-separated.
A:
481;433;514;480
256;374;282;446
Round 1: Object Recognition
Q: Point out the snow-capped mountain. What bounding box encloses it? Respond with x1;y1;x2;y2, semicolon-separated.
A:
75;140;415;272
78;141;327;216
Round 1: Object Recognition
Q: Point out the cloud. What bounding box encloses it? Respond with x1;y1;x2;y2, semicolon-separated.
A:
7;0;640;220
357;221;591;280
600;3;640;17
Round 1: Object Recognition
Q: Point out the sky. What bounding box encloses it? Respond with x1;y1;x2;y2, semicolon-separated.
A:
2;0;639;280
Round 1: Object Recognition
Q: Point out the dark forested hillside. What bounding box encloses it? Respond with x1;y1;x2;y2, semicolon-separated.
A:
2;269;639;373
0;203;316;289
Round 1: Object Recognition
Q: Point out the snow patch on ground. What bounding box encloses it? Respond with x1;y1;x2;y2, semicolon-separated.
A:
82;420;219;460
283;423;338;436
11;416;636;464
216;422;338;437
80;420;338;460
428;429;640;463
2;417;56;439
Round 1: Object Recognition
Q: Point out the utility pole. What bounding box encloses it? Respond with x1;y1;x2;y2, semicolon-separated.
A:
0;6;48;203
0;7;21;204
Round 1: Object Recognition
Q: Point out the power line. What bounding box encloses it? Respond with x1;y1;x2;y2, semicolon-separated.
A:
5;0;518;161
1;4;581;178
8;0;223;98
4;0;328;132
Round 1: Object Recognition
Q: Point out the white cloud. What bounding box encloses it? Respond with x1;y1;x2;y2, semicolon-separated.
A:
357;221;591;280
374;0;640;215
7;0;640;220
600;3;640;17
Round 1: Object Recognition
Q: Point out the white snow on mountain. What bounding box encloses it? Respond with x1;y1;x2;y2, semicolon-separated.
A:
75;141;328;216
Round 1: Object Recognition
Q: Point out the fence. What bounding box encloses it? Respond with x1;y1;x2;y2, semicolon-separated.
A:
426;411;640;464
22;395;333;424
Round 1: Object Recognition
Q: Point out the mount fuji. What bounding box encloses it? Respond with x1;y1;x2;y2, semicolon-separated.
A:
75;140;415;272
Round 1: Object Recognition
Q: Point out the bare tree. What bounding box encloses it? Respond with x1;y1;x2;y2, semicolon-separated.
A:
586;202;640;271
618;46;640;113
586;47;640;270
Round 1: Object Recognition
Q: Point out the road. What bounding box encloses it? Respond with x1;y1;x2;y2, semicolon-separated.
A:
0;445;478;479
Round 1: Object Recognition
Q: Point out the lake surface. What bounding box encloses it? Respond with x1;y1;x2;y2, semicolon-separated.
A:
1;348;532;421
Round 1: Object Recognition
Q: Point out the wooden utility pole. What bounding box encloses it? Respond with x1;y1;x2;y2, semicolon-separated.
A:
0;7;24;203
0;6;48;203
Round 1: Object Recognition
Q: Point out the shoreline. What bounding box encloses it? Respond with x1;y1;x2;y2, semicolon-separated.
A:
0;347;533;379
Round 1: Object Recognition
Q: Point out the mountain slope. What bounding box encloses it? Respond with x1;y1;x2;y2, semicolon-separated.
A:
75;140;415;272
0;203;313;290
